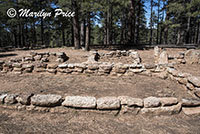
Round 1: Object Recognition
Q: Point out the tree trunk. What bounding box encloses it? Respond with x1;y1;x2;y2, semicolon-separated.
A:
156;0;160;44
149;0;153;45
80;20;85;48
72;0;80;49
40;18;44;46
136;0;141;44
18;22;22;48
185;16;191;44
85;13;90;51
196;22;200;44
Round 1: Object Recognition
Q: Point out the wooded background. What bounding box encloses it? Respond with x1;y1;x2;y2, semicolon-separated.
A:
0;0;200;50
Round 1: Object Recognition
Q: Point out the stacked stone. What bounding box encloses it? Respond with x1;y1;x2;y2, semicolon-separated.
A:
2;62;13;73
111;63;129;75
184;49;200;64
23;64;34;73
47;63;58;74
167;67;200;98
0;93;186;116
174;52;186;64
85;63;99;74
12;63;23;74
98;62;113;75
129;51;141;64
34;62;47;73
56;52;68;63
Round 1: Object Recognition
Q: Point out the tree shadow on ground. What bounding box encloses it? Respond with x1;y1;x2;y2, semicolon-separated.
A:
0;54;17;58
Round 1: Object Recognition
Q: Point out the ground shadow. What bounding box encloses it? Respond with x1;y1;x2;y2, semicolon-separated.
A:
0;53;17;58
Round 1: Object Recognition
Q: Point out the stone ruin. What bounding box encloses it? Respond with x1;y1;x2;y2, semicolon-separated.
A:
1;48;200;116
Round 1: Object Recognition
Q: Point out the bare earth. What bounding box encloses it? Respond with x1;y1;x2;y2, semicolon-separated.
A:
0;48;200;133
0;108;200;134
0;73;190;99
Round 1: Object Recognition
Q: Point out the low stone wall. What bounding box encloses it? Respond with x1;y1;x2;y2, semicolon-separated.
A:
1;93;200;115
167;67;200;98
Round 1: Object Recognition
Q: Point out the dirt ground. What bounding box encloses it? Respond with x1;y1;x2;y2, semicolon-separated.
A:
0;108;200;134
0;73;191;99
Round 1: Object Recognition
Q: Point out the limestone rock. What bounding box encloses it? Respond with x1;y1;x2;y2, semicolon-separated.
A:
62;96;96;109
141;103;181;115
16;94;33;105
159;97;178;106
185;49;200;64
144;97;161;108
118;96;143;107
4;94;18;104
31;94;62;107
87;51;99;63
129;51;141;64
182;98;200;106
97;97;120;110
182;107;200;115
188;76;200;87
158;51;168;65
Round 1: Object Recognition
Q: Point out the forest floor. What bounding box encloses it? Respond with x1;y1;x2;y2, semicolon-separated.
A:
0;47;200;134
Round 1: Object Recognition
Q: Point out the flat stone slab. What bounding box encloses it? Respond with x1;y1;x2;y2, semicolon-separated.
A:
159;97;178;106
97;97;120;110
118;96;143;107
141;103;182;115
31;94;62;107
182;98;200;107
182;107;200;115
62;96;96;109
188;76;200;87
144;97;161;108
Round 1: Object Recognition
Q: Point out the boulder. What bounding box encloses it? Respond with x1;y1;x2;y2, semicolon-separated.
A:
62;96;96;109
129;51;141;64
144;97;161;108
86;51;99;63
158;51;168;65
31;94;62;107
185;49;200;64
97;97;120;110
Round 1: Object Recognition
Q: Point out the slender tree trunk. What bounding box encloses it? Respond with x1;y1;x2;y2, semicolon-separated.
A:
186;16;191;44
80;20;85;48
18;22;22;48
72;0;80;49
136;0;141;44
149;0;153;45
156;0;160;45
198;22;200;45
40;18;44;46
196;22;200;44
85;13;90;51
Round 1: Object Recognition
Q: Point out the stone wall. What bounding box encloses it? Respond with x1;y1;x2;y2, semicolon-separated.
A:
1;93;199;116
